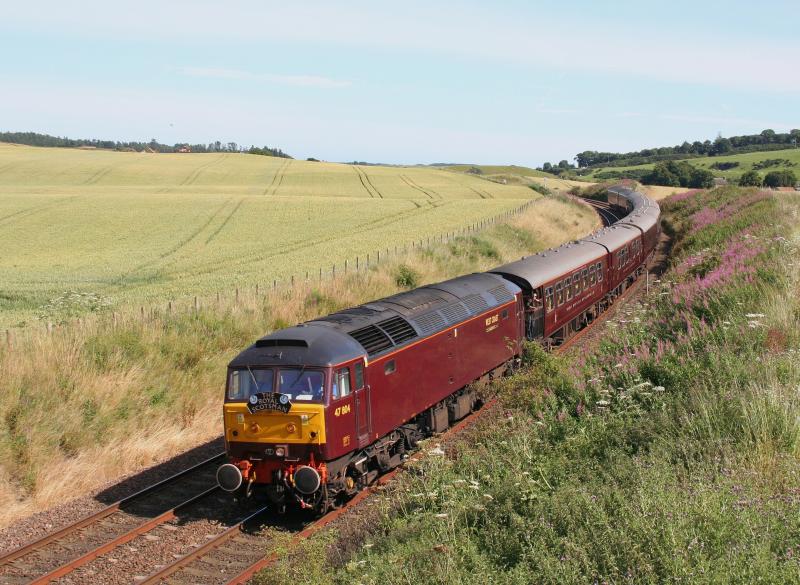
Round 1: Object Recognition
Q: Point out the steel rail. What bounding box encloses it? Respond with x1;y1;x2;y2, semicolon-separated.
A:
0;452;225;568
29;486;221;584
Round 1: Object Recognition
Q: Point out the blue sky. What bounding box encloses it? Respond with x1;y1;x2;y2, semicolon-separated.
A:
1;0;798;165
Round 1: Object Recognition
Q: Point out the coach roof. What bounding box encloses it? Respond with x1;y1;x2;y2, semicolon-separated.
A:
490;240;607;292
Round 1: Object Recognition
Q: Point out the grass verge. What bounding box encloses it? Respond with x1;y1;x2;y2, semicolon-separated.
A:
257;187;800;584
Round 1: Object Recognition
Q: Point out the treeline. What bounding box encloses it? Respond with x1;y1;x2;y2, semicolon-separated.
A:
0;131;292;158
573;129;800;168
537;129;800;175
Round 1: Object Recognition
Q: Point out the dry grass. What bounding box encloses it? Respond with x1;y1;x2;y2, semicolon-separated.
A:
0;196;599;527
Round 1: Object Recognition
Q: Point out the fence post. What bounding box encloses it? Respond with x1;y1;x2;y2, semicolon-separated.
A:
236;287;240;303
5;329;11;350
168;301;172;314
140;306;145;321
291;275;295;286
255;283;259;295
377;250;380;263
47;322;53;335
345;259;348;273
194;296;199;311
332;264;336;279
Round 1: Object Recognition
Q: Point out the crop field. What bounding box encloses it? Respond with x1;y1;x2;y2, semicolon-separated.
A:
582;147;800;181
0;144;538;327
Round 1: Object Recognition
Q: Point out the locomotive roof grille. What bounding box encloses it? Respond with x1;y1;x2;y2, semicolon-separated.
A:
462;294;489;314
440;303;469;324
488;285;514;304
348;325;393;356
376;316;417;345
414;311;446;335
255;339;309;348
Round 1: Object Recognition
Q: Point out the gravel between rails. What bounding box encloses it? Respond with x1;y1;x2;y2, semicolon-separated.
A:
52;493;275;585
0;438;224;557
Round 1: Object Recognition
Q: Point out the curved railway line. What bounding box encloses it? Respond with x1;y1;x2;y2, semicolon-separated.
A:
0;192;664;585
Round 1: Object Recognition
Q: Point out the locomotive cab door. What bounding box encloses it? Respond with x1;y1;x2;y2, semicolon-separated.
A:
353;361;371;446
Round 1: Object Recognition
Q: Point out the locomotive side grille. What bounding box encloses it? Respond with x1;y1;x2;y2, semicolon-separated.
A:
348;325;393;356
414;312;446;335
376;316;417;345
462;294;489;315
440;303;469;325
488;285;514;304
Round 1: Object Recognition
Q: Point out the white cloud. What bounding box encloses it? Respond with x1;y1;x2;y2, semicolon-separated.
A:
178;67;351;89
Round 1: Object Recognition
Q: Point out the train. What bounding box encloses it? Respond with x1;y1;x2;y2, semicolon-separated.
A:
216;186;660;513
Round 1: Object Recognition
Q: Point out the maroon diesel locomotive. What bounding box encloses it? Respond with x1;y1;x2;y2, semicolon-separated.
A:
216;186;660;512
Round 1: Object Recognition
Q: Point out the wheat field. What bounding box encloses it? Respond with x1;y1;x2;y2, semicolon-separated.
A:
0;144;537;327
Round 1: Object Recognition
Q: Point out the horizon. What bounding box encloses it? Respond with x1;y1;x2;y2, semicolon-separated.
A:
2;0;798;166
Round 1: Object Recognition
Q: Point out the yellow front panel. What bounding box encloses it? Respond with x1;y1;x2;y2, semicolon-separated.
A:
224;403;326;445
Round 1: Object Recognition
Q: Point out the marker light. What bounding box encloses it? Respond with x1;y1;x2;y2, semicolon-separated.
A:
275;447;286;457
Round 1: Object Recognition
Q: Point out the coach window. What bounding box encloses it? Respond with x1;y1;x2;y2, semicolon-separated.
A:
555;283;563;306
589;265;596;286
582;269;589;289
545;287;554;311
332;367;351;400
573;273;581;296
566;276;574;301
384;360;396;375
354;362;364;390
597;262;604;281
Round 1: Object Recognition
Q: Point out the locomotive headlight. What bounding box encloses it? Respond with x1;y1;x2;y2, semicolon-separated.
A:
275;446;286;457
286;423;297;433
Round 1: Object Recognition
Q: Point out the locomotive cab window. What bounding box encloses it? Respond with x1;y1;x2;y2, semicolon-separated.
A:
332;367;351;400
227;368;273;401
278;368;325;403
384;359;396;375
354;362;365;390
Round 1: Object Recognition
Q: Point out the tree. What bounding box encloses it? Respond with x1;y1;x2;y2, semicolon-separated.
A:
738;170;762;187
763;169;797;188
712;136;733;155
689;168;715;189
760;129;776;143
643;163;680;187
542;162;553;172
558;160;571;169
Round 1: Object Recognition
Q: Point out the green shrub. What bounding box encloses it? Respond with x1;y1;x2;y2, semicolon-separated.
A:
394;264;420;289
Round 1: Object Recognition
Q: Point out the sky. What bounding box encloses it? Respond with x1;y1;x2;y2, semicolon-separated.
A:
1;0;798;166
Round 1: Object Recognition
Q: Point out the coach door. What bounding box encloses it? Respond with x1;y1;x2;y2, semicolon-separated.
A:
353;362;371;446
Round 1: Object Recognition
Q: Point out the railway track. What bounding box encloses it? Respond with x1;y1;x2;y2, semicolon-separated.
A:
1;196;659;585
0;454;226;584
580;198;621;226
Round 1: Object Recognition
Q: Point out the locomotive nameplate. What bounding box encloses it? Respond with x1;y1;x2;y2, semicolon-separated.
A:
247;392;292;414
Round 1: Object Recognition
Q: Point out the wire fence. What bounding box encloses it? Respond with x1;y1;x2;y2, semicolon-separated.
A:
2;199;538;350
